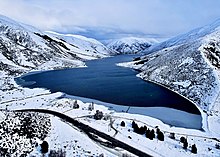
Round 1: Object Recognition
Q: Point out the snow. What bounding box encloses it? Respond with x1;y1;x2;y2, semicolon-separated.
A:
29;117;116;157
45;31;112;58
178;57;194;67
107;37;158;54
117;18;220;156
173;80;191;88
0;15;220;157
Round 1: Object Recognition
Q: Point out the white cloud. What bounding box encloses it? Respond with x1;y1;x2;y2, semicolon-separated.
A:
0;0;220;37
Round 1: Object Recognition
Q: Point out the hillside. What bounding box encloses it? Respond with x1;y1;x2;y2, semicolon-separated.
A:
120;19;220;112
107;37;158;54
117;19;220;142
0;15;112;75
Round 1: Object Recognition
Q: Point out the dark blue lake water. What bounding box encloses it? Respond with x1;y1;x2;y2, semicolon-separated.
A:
16;55;200;115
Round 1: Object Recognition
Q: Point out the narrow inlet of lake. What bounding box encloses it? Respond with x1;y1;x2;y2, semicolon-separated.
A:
16;55;202;129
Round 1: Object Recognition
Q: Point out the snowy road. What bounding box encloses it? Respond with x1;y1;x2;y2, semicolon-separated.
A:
13;108;152;157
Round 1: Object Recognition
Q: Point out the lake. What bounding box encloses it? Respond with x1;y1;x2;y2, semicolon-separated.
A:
16;55;202;129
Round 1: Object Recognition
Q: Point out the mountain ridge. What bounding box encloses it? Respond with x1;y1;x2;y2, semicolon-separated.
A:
122;19;220;112
0;15;113;76
107;37;158;54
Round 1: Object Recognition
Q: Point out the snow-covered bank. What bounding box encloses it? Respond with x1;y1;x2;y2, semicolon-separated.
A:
3;96;219;157
66;94;202;129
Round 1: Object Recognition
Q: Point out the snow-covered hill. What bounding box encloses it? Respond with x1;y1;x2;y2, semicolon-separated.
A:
120;19;220;113
107;37;158;54
0;15;112;76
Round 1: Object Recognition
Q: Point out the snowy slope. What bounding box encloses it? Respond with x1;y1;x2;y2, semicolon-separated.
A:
120;19;220;112
45;31;112;59
146;19;220;53
0;14;112;76
107;37;158;54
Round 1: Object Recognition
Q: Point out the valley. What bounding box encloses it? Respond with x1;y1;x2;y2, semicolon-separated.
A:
0;14;220;157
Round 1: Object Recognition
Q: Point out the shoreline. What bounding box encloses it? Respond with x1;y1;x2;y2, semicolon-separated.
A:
117;62;208;132
65;94;202;130
13;55;203;130
136;74;208;132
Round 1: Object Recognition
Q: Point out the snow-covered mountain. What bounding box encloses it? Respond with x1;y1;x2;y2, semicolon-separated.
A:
121;19;220;112
107;37;158;54
0;15;112;77
1;15;220;157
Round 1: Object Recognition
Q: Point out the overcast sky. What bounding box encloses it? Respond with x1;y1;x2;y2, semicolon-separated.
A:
0;0;220;40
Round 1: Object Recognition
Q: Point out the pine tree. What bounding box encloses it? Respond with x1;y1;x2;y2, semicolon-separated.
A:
146;128;150;139
183;140;188;149
215;143;220;149
132;121;136;128
191;144;197;154
149;129;155;140
157;131;164;141
139;126;146;135
156;128;160;134
121;121;125;127
133;123;139;133
180;136;186;143
41;141;49;154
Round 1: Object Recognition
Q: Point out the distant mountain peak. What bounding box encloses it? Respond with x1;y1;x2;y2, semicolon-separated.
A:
107;37;158;54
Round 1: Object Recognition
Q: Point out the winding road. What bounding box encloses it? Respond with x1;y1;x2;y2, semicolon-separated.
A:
13;108;152;157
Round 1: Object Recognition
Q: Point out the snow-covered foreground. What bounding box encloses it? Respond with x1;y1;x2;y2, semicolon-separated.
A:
1;94;220;157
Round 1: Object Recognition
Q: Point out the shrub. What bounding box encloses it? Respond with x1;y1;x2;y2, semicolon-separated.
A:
149;129;155;140
146;129;151;139
156;128;160;134
169;133;175;139
138;126;147;135
183;140;188;149
157;131;164;141
41;141;49;154
132;121;136;128
180;136;186;143
133;123;139;133
94;110;103;120
215;143;220;149
121;121;125;127
49;149;66;157
191;144;197;154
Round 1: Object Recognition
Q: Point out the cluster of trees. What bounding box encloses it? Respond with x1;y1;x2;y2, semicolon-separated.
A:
73;100;79;109
130;121;198;154
180;137;197;154
94;110;104;120
131;121;164;141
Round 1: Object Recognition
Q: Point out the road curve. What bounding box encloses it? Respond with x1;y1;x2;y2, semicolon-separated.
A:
14;109;152;157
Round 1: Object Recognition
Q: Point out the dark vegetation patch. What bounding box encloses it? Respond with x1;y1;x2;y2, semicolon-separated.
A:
0;111;51;157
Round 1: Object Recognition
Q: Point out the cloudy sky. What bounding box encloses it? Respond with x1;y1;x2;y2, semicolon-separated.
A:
0;0;220;40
